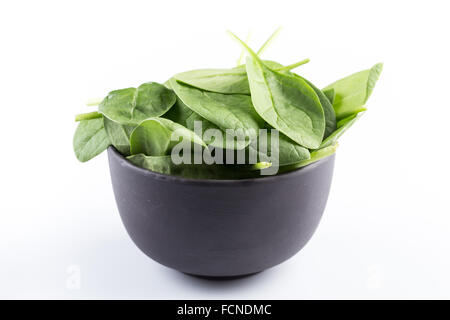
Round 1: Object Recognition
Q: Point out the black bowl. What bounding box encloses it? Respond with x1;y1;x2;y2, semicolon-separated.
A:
107;147;335;277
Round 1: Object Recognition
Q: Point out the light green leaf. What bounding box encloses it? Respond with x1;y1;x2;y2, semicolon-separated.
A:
323;63;383;120
98;82;176;126
130;117;206;156
366;63;383;99
174;67;250;95
73;118;110;162
320;112;364;149
336;112;358;128
279;143;338;173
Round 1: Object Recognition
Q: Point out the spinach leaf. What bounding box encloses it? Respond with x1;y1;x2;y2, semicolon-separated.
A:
98;82;176;126
173;60;307;95
228;31;325;149
162;94;225;147
73;29;382;180
279;143;338;173
162;96;195;125
336;112;358;127
249;131;310;166
164;80;229;149
302;77;337;139
73;118;110;162
103;116;135;155
174;67;250;95
323;63;383;120
320;112;364;149
130;117;206;156
127;154;270;180
323;88;335;105
162;81;198;123
169;78;265;149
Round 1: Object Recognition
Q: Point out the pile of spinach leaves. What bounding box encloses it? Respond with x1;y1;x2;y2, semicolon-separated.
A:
73;30;382;179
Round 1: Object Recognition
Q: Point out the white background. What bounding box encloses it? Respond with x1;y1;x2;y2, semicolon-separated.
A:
1;0;449;299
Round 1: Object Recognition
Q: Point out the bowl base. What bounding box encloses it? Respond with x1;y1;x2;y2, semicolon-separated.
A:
183;271;262;281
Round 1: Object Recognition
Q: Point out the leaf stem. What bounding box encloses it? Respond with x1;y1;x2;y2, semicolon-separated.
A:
86;97;103;106
75;111;102;122
236;31;252;66
253;162;272;170
227;31;259;60
275;58;310;72
256;27;282;56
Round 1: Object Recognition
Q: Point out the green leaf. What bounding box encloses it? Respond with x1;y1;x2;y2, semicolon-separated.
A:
163;93;223;144
164;80;229;149
336;112;358;128
279;143;338;173
320;112;364;149
73;118;110;162
366;63;383;99
323;63;383;120
302;77;337;139
173;60;305;95
130;117;206;156
103;116;135;155
323;88;335;105
228;31;325;149
169;78;265;149
98;82;176;126
174;67;250;95
127;154;270;180
249;131;310;166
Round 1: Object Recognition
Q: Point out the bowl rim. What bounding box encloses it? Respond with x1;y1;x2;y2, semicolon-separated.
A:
108;146;335;186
